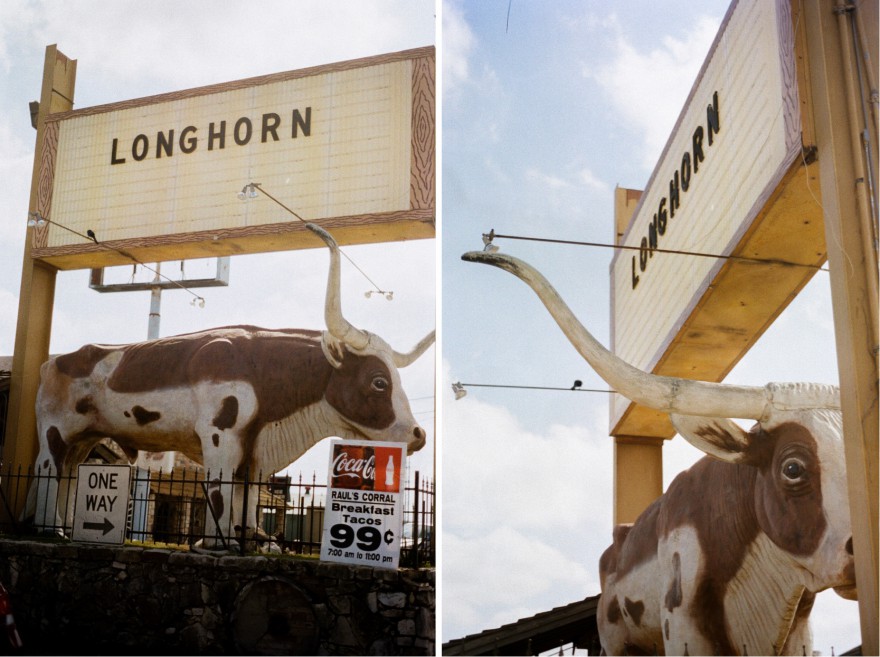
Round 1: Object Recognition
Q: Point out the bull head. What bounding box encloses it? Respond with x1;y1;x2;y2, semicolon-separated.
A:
309;223;434;453
462;249;855;599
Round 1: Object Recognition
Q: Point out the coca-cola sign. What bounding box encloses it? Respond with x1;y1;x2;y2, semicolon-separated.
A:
330;443;401;492
322;439;406;570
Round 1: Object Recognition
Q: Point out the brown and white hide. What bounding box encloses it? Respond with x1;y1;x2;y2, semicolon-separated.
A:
462;249;856;656
27;224;434;548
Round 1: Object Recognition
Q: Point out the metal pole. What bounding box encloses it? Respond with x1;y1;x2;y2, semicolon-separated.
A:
147;263;162;340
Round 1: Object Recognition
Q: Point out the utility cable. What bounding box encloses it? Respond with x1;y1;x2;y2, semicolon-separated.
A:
28;213;206;306
249;182;393;299
485;231;829;272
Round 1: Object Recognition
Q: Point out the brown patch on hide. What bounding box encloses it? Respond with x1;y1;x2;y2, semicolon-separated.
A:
45;426;65;477
131;405;161;425
212;434;220;447
75;396;96;414
624;598;645;627
212;396;238;430
208;479;224;520
54;344;116;378
605;596;622;624
665;552;682;611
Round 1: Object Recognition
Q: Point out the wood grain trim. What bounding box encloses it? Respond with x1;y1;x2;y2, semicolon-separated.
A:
410;54;436;211
44;46;436;124
33;119;58;249
776;0;802;149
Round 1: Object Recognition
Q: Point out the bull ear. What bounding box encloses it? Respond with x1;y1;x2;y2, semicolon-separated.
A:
321;332;346;369
670;414;753;464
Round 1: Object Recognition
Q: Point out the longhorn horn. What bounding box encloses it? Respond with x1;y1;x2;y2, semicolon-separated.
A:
307;223;370;351
461;250;772;420
393;330;436;368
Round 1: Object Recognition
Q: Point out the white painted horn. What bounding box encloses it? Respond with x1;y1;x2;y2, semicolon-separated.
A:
462;250;774;420
393;330;436;368
307;223;370;351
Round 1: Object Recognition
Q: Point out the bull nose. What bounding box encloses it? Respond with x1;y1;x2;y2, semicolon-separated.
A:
845;537;853;555
414;426;426;442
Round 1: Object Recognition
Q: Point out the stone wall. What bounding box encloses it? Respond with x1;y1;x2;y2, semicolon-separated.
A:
0;538;435;655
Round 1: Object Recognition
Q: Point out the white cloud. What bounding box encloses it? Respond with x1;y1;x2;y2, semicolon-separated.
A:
579;167;609;193
4;1;434;98
525;166;609;194
588;15;720;169
442;526;595;639
442;1;475;97
525;167;570;190
442;375;615;640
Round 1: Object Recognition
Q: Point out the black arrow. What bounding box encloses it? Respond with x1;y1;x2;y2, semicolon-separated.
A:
82;517;114;535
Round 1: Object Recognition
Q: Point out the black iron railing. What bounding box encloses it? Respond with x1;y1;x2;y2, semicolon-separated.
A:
0;464;434;568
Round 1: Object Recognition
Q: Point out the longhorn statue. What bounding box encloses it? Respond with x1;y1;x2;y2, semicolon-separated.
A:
462;249;856;656
26;224;434;548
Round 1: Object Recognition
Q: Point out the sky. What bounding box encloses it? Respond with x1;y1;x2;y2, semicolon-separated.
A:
0;3;436;489
440;0;860;654
0;1;867;655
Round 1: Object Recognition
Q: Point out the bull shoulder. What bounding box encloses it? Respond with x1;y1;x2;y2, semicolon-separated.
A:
658;456;760;583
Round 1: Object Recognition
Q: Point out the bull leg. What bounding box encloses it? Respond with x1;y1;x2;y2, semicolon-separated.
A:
26;443;63;534
199;438;244;550
597;593;634;656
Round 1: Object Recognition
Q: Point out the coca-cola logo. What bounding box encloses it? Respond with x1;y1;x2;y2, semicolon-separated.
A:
332;451;375;481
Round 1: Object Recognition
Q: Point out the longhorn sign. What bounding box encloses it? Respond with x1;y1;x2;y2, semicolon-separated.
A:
462;248;854;656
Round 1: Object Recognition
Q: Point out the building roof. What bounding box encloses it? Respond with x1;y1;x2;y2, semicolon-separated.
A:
442;595;600;656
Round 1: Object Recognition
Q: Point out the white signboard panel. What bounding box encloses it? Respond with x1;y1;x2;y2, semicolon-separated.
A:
47;62;410;248
71;464;132;545
320;440;405;570
610;0;801;427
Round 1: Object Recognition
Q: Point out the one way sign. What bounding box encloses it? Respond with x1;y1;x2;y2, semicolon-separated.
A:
71;464;132;545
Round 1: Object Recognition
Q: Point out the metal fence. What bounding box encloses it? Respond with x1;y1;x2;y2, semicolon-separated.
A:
0;464;434;568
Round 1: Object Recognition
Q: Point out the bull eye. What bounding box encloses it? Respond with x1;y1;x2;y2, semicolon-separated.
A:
371;376;390;393
781;458;806;481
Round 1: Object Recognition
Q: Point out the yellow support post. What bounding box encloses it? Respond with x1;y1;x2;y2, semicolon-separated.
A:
803;2;879;653
2;45;76;521
613;436;663;525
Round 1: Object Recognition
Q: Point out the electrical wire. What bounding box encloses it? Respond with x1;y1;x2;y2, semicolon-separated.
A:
250;183;393;298
457;382;614;394
29;214;206;305
487;231;829;272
